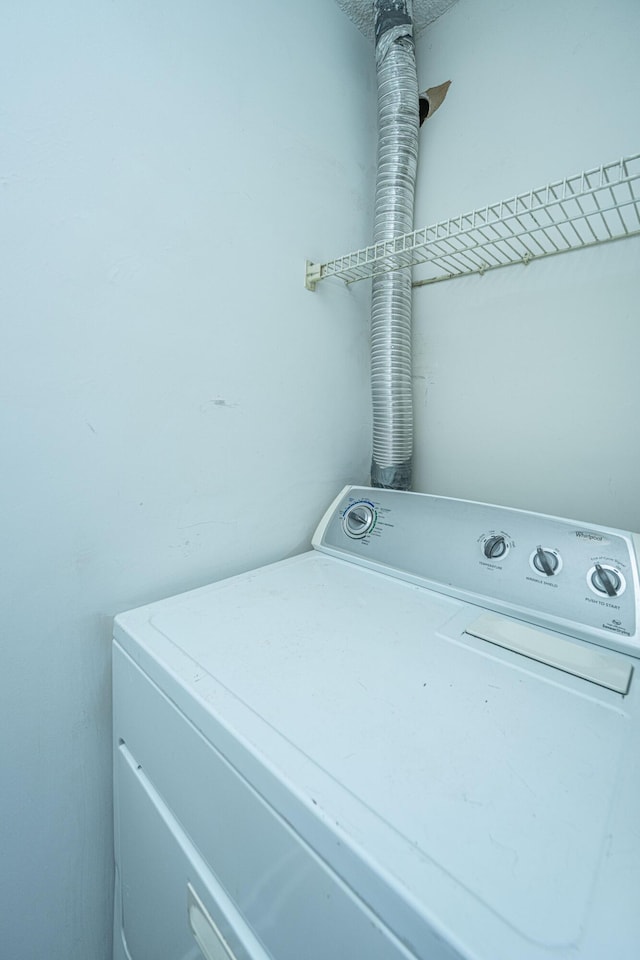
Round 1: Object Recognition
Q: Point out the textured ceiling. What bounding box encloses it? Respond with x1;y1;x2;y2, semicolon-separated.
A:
335;0;460;41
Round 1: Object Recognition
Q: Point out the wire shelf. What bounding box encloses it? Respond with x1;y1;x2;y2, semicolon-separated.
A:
305;153;640;290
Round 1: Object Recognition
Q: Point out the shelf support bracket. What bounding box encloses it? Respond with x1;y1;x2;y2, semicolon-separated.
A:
305;260;322;292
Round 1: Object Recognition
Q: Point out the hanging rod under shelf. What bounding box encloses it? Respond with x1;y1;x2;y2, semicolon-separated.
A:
305;152;640;290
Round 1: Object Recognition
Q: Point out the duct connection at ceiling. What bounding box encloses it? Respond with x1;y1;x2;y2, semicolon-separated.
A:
336;0;459;41
370;0;419;489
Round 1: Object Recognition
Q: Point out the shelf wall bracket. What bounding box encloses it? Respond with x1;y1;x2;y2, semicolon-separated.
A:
305;260;323;292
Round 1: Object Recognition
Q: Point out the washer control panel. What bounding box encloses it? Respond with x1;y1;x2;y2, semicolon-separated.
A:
313;486;640;657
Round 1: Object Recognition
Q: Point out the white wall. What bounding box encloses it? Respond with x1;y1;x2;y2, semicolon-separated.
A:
412;0;640;530
0;3;375;956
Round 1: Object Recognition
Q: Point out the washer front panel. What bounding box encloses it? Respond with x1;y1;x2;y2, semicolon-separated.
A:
113;547;640;960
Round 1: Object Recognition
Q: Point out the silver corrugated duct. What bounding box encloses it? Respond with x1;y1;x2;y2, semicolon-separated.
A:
370;0;419;490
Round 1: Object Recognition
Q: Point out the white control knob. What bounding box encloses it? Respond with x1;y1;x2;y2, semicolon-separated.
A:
484;535;507;560
532;546;561;577
589;563;624;598
343;502;376;539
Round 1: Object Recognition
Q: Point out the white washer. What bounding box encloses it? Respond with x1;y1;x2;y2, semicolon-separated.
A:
113;486;640;960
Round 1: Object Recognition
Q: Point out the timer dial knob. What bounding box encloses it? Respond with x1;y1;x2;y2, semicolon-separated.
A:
590;563;623;597
343;502;375;539
484;535;507;560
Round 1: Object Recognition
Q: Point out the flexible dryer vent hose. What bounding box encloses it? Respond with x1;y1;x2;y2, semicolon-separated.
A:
370;0;419;490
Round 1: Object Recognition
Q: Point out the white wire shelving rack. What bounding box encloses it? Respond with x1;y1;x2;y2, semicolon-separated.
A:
305;153;640;291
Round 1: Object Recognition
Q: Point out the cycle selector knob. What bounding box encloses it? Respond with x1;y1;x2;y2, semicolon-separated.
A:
343;501;376;539
483;535;508;560
589;563;624;598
